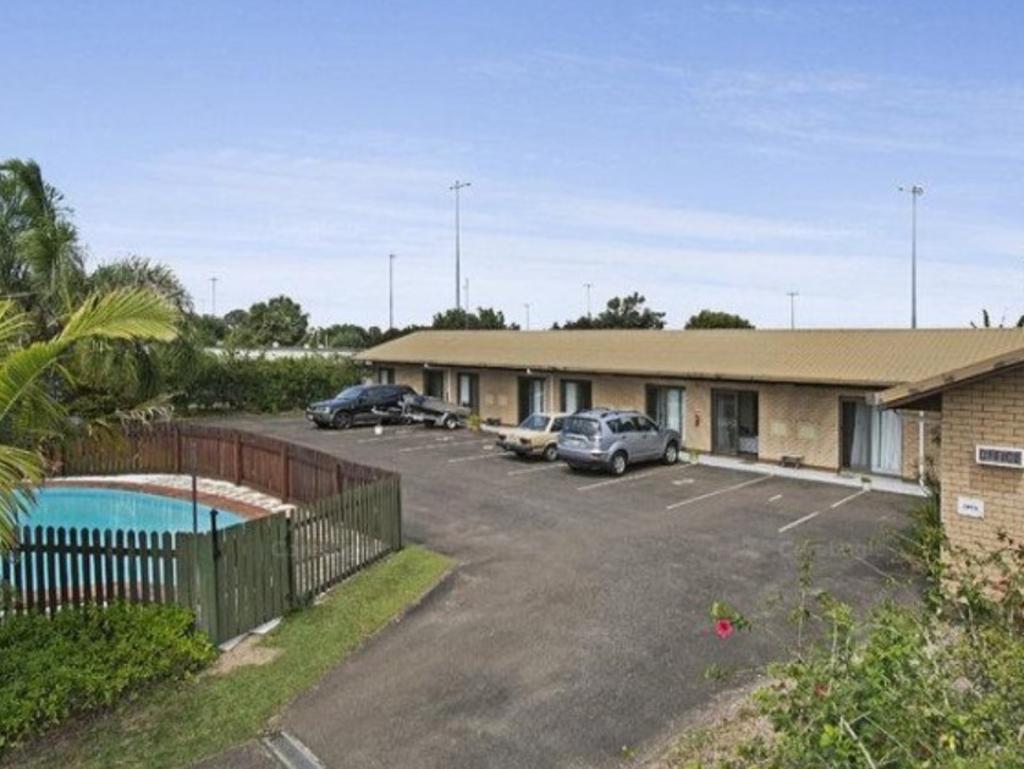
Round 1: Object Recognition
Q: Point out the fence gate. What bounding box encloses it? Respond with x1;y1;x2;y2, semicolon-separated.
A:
177;515;290;645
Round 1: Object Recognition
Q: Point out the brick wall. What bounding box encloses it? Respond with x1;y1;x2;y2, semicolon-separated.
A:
382;363;931;480
940;367;1024;554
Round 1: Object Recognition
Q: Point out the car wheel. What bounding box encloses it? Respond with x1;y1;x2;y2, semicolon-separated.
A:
610;451;627;476
442;414;458;430
542;444;559;462
332;411;352;430
313;421;328;430
662;442;679;465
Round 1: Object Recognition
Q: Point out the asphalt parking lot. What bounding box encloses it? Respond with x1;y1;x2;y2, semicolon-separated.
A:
209;415;918;769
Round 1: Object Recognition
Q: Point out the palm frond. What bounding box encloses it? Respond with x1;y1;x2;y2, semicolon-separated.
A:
59;288;178;344
0;444;44;547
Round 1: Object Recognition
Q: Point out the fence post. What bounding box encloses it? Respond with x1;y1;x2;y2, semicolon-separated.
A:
281;445;290;502
284;508;295;610
233;433;243;485
174;425;182;474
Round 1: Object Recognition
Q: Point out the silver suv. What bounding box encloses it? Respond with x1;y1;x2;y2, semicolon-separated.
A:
557;409;680;475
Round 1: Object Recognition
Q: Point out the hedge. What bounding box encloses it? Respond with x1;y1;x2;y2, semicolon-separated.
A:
0;603;214;750
173;352;361;413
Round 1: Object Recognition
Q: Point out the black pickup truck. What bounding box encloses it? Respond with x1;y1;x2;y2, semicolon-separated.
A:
305;384;415;429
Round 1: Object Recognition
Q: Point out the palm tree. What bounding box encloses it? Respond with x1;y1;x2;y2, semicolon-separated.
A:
971;309;1024;328
0;287;177;547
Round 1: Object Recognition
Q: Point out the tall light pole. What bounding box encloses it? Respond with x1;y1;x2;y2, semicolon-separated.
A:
450;180;471;310
787;291;799;330
583;282;593;319
209;277;218;317
464;278;470;329
899;184;924;328
388;253;396;330
524;302;531;331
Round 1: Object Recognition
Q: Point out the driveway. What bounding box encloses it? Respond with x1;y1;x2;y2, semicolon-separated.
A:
209;415;915;769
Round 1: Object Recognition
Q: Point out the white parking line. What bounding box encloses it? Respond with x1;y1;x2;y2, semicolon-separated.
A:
507;463;563;477
768;493;783;502
830;489;868;508
777;488;870;534
447;451;505;464
665;475;770;510
778;511;820;533
357;430;424;443
397;439;489;453
576;470;657;492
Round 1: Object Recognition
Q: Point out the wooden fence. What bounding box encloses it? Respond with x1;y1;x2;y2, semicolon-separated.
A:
1;424;403;645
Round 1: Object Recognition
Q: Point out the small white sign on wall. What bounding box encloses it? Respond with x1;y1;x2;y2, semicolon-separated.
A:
976;445;1024;468
956;496;985;519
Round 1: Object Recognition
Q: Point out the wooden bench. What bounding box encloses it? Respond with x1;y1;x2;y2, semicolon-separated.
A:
780;454;804;469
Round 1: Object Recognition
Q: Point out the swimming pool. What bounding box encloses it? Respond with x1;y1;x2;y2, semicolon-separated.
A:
19;486;245;535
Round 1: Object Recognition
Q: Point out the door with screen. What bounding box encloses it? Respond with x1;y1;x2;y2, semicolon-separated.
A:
713;391;738;454
560;379;592;413
646;386;685;441
457;372;479;413
517;377;545;423
423;370;445;399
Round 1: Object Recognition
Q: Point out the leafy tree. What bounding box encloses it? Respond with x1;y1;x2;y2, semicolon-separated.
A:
684;309;755;329
310;323;369;349
191;314;229;346
431;306;519;330
555;293;666;330
971;309;1024;328
0;288;178;546
226;295;309;347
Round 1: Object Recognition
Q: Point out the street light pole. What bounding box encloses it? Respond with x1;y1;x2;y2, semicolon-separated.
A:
584;282;593;319
899;184;925;328
388;253;396;330
524;303;531;331
450;180;472;310
210;277;218;317
787;291;799;330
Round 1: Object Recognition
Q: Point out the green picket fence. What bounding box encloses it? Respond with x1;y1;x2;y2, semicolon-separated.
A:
1;477;403;646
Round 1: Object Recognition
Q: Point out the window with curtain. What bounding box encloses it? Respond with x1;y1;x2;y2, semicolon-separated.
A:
560;379;592;413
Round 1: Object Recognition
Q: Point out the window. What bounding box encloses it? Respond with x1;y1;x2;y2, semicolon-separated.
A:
560;379;592;413
377;367;395;385
646;386;685;440
550;417;564;432
423;369;446;399
517;377;546;422
564;416;600;437
457;372;480;412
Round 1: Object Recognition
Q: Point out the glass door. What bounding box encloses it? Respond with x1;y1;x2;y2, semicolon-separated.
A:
517;377;546;422
647;386;685;441
713;391;738;454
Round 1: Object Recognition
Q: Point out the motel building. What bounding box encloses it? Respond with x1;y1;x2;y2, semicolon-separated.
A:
357;328;1024;553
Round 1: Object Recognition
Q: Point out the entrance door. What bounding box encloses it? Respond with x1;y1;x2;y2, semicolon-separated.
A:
456;372;479;413
517;377;545;423
646;386;685;441
841;400;902;475
713;390;759;456
423;370;445;399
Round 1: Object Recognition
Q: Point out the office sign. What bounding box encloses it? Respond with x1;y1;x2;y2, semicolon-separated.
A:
976;445;1024;469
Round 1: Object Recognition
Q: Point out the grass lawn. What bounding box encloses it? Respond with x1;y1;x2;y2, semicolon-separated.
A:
4;545;451;769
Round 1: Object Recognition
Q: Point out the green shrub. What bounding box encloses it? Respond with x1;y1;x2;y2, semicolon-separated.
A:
172;351;361;412
0;603;214;750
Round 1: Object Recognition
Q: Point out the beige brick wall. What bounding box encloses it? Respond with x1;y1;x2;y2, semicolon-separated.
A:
940;367;1024;554
380;363;930;479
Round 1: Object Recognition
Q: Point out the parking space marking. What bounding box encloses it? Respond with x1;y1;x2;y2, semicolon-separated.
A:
768;494;783;502
447;451;506;464
576;470;658;492
830;489;868;508
507;463;563;477
397;439;489;453
665;475;770;510
357;430;428;443
777;488;870;534
778;511;820;533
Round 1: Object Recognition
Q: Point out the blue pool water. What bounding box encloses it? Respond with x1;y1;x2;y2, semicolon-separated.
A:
19;486;244;534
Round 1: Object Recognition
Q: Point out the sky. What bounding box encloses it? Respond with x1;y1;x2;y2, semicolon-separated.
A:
3;1;1024;330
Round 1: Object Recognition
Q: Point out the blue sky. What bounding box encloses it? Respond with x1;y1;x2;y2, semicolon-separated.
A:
4;1;1024;329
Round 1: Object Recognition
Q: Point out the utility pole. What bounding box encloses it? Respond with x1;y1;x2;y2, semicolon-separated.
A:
464;278;470;329
787;291;799;330
583;282;593;319
450;180;471;310
524;302;531;331
209;277;218;316
388;253;396;330
899;184;924;328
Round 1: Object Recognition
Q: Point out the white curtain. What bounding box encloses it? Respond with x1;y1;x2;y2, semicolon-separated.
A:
564;383;580;413
666;389;684;439
459;375;472;406
870;407;903;475
849;403;871;469
530;381;544;413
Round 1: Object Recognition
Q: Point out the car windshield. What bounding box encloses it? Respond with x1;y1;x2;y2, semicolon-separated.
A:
518;414;548;430
335;386;368;401
563;416;600;438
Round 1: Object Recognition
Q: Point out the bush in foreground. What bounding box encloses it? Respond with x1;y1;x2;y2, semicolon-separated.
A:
0;603;214;751
693;503;1024;769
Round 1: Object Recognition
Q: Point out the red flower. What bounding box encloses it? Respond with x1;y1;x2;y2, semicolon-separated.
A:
715;619;735;639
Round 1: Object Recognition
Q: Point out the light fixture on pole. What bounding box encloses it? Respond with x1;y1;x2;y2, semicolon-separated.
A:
787;291;799;330
450;180;472;310
583;282;593;319
209;276;218;317
388;253;396;330
898;184;924;328
524;302;531;331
